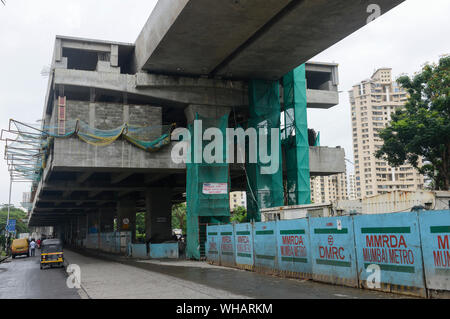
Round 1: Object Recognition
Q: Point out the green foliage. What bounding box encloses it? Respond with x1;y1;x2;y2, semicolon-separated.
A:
0;205;29;235
231;206;247;224
135;212;146;242
375;55;450;190
172;203;186;234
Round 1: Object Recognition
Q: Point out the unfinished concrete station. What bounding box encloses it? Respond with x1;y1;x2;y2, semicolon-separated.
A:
21;0;404;258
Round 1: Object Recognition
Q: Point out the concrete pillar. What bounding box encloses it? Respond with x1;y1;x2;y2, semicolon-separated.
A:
183;104;231;259
145;188;173;244
117;199;136;242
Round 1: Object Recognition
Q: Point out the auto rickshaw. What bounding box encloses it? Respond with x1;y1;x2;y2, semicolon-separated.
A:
40;239;64;269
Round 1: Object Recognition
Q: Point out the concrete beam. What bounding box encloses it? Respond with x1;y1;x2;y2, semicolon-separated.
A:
51;138;344;175
53;69;248;108
309;146;346;176
135;0;404;79
76;172;94;184
135;0;290;75
111;172;134;184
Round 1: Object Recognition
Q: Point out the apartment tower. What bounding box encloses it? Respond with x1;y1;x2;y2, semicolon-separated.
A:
349;68;424;199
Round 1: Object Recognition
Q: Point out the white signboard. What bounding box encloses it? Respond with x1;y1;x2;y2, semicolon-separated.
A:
202;183;228;195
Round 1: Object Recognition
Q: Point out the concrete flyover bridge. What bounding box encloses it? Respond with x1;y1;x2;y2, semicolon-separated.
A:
19;0;404;258
135;0;405;79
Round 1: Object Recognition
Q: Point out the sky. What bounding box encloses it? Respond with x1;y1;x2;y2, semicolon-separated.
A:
0;0;449;207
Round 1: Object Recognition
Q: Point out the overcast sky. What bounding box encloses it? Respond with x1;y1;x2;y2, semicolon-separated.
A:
0;0;449;207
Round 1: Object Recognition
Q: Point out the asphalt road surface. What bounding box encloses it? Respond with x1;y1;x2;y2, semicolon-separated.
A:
0;251;80;299
64;249;410;299
0;249;412;299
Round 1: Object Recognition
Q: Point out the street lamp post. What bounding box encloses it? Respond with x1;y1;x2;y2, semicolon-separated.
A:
5;171;13;254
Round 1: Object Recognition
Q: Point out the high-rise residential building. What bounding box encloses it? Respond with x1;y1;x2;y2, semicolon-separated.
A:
230;191;247;211
348;174;357;200
310;173;348;204
349;68;424;199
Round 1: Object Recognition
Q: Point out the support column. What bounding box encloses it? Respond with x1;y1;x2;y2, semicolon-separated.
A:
145;188;173;244
117;199;136;243
282;65;311;205
184;105;231;260
86;212;100;249
100;209;115;233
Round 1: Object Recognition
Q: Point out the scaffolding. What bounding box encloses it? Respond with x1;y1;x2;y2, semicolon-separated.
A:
282;64;311;205
246;79;284;222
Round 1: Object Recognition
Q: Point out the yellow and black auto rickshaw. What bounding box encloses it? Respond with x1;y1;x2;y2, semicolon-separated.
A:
40;239;64;269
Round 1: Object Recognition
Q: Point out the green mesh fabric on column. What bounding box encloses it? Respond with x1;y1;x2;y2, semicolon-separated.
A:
246;80;284;222
186;114;230;259
283;65;311;205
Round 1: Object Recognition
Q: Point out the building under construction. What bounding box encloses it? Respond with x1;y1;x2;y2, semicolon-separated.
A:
2;1;406;258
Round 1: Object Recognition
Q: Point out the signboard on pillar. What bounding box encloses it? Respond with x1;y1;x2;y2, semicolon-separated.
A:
202;183;227;195
122;218;130;230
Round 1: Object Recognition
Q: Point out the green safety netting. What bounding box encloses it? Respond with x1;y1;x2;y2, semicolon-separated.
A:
2;119;174;185
282;65;312;205
246;79;284;222
186;114;230;259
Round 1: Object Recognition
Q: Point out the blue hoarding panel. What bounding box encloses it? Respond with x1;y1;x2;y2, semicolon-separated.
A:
309;216;358;287
206;225;220;264
131;243;148;259
219;224;235;267
150;243;179;259
354;212;425;295
254;221;278;270
277;219;312;276
418;210;450;292
235;223;254;268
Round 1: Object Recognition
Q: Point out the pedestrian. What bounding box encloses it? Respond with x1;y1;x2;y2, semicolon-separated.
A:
36;238;41;249
29;239;36;257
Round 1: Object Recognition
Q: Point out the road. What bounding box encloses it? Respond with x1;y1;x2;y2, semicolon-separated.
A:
0;250;80;299
63;249;409;299
0;249;411;299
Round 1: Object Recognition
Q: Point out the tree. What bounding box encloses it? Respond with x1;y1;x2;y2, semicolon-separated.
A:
0;206;29;235
231;206;247;223
135;212;146;241
172;203;187;234
375;55;450;190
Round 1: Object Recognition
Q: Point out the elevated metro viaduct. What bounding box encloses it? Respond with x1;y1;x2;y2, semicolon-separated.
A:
27;0;405;258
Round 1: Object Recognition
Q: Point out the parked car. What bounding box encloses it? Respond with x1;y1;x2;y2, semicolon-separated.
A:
11;238;29;258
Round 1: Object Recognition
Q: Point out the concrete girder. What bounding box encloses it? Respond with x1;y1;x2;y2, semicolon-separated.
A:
52;69;248;109
51;139;344;175
135;0;405;79
111;172;134;184
135;0;291;75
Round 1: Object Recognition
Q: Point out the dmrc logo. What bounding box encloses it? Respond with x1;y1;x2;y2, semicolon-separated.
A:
328;235;334;246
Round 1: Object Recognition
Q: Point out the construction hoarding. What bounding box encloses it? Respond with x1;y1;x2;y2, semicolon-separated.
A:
277;219;312;278
253;221;278;272
419;210;450;297
354;212;426;297
309;216;358;287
